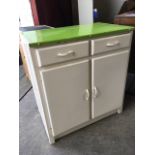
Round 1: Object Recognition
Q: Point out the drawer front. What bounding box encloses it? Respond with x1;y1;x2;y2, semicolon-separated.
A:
35;41;89;67
91;33;131;55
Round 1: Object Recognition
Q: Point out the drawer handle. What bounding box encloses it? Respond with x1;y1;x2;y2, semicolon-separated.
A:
106;41;120;47
84;89;90;101
92;87;98;98
57;50;75;57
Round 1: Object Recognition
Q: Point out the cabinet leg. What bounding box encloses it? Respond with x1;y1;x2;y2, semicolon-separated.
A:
117;107;123;114
49;136;55;144
50;139;55;145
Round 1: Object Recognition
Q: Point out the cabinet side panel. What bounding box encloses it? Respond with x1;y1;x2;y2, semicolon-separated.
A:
21;38;54;143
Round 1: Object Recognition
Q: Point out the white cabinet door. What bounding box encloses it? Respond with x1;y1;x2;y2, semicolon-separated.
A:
92;50;129;118
40;60;90;136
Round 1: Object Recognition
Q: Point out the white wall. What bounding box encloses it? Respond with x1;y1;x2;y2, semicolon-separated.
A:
78;0;93;25
19;0;34;27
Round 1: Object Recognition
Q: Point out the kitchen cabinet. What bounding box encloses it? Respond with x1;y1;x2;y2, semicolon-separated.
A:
21;23;133;144
91;50;129;118
40;60;90;136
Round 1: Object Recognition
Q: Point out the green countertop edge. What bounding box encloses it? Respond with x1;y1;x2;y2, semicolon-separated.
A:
29;30;132;48
22;23;134;48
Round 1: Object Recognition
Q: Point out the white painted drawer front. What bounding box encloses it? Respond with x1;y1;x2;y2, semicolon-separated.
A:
91;33;131;55
36;41;89;67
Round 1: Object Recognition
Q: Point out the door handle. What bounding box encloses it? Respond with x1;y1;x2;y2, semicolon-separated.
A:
106;41;120;47
92;86;98;98
57;50;75;57
84;89;90;101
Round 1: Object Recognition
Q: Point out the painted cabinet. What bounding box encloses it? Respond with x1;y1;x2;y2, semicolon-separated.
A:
22;31;132;144
91;50;129;118
40;60;90;136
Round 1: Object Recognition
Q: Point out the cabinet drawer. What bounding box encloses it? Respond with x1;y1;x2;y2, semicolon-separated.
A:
91;33;131;55
35;41;89;67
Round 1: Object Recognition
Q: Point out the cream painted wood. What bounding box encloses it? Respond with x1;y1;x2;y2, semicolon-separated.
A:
35;41;89;67
55;108;118;139
91;33;131;55
21;31;133;144
40;60;90;136
91;50;130;118
20;36;55;144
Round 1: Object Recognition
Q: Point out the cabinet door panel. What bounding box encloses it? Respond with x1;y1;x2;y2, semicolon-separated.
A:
40;60;90;136
92;50;129;118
